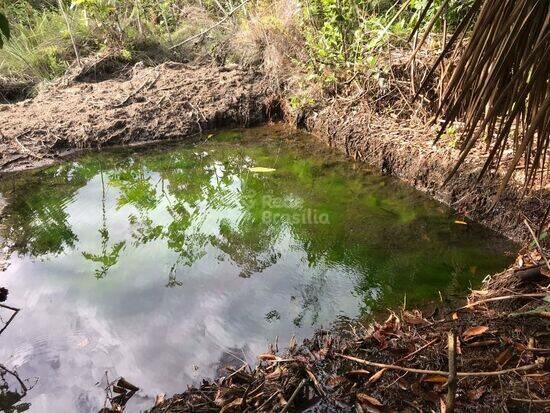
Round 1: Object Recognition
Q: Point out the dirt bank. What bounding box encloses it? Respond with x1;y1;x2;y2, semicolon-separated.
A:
0;62;279;173
297;100;549;245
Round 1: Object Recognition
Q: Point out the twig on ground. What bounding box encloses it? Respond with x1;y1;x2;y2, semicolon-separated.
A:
456;293;549;311
446;331;457;413
336;353;542;377
280;379;306;413
395;338;439;363
510;398;550;404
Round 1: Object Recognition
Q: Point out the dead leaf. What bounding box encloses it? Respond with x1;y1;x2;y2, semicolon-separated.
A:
516;255;524;268
288;336;297;353
462;326;489;339
357;393;383;406
249;167;276;173
422;375;448;384
467;387;486;401
452;312;459;320
382;313;401;332
326;375;348;388
403;310;427;325
219;398;243;413
454;220;468;225
154;393;165;407
367;368;387;384
265;367;283;381
495;347;513;367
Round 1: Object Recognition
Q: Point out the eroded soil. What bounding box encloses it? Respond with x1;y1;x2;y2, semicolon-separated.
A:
0;62;278;172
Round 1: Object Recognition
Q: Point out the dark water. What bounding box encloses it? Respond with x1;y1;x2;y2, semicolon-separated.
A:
0;126;514;412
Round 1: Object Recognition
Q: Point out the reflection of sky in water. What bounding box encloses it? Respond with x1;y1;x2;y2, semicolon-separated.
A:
0;127;514;411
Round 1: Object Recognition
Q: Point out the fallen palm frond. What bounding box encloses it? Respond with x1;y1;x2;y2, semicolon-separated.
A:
413;0;550;200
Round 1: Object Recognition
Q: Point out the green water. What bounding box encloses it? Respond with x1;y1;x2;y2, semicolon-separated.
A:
0;126;514;411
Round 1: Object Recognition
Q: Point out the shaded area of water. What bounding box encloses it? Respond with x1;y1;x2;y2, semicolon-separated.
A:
0;126;514;411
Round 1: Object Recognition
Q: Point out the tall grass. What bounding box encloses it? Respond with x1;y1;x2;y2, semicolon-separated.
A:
0;0;220;82
0;7;90;81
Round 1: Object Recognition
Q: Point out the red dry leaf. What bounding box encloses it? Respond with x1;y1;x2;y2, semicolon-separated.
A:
357;393;383;406
462;326;489;339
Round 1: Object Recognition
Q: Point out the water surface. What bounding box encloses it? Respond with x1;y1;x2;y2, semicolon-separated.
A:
0;126;514;411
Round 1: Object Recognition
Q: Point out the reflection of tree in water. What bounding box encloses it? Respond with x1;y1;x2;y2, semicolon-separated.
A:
0;163;90;257
81;169;126;279
0;363;33;412
292;268;328;327
210;219;281;278
0;138;472;315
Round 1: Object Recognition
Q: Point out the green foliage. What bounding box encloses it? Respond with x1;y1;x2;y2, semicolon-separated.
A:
0;0;216;82
0;12;10;48
0;7;88;80
300;0;473;76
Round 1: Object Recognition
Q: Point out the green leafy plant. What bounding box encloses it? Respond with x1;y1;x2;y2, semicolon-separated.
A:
0;12;10;47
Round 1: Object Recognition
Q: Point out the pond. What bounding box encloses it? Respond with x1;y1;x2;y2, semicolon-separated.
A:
0;125;515;411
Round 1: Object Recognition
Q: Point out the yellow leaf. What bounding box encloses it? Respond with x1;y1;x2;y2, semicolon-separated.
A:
454;220;468;225
422;374;448;384
367;368;387;384
249;167;276;173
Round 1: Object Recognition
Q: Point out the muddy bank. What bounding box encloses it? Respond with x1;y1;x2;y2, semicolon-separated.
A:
0;62;279;173
297;100;549;244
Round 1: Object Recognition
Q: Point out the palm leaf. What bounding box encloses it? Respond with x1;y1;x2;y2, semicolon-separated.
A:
412;0;549;201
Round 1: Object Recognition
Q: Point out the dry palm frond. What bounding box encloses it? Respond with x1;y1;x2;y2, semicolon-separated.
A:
413;0;550;201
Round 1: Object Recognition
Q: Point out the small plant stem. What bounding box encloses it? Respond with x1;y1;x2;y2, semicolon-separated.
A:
446;331;457;413
58;0;81;67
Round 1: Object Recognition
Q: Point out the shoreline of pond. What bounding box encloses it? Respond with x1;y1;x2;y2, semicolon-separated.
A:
0;61;548;412
144;251;549;413
0;62;548;246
